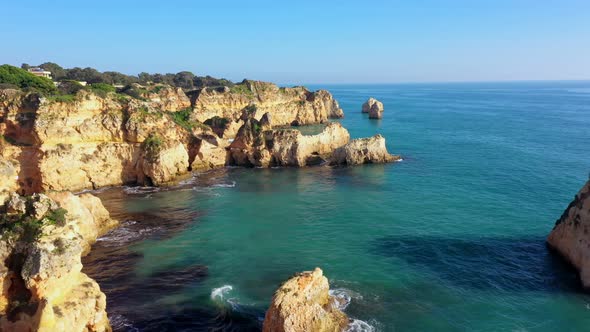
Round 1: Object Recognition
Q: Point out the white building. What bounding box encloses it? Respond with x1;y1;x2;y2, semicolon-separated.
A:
27;67;52;79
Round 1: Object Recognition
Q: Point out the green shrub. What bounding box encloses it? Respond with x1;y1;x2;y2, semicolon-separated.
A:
46;94;76;103
168;107;199;131
120;84;149;100
0;64;57;95
204;116;230;128
57;80;84;95
143;133;163;159
244;104;257;115
44;208;67;226
0;83;19;90
230;84;254;97
88;82;115;97
0;206;69;242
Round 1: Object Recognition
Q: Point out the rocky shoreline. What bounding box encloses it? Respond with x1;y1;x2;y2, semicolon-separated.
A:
0;80;399;331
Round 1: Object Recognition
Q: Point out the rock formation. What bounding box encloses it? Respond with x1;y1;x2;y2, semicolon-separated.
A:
262;268;349;332
192;80;344;127
331;134;400;165
229;114;350;167
0;192;117;331
547;180;590;288
362;98;384;119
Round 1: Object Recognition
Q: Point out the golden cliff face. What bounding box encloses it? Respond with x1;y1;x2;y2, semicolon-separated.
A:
547;180;590;287
192;80;344;127
0;87;205;198
0;82;350;201
0;192;118;332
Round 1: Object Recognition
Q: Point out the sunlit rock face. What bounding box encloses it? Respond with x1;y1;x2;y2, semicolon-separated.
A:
0;192;118;332
331;134;399;165
262;268;349;332
192;80;344;127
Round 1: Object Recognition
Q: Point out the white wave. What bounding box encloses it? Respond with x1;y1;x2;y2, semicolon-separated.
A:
109;314;139;332
329;288;363;311
212;181;236;188
211;285;233;300
345;319;376;332
96;221;161;245
123;186;161;195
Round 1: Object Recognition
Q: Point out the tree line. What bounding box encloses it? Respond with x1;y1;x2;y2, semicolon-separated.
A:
20;62;235;90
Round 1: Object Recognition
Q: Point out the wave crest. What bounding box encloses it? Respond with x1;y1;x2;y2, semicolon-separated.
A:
211;285;233;300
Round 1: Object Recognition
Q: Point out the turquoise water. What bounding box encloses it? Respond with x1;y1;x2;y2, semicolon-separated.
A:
83;81;590;331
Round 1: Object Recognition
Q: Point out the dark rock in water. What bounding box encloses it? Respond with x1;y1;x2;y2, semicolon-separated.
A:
547;180;590;288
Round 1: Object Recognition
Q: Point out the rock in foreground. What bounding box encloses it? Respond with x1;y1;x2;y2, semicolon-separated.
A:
331;134;400;165
262;268;349;332
0;192;117;331
547;180;590;287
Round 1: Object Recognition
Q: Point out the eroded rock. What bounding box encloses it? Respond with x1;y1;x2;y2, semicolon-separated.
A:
0;192;117;331
262;268;349;332
331;134;399;165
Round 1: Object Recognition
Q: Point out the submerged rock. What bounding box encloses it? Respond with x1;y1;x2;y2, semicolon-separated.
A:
262;268;349;332
547;180;590;288
0;192;117;331
331;134;399;165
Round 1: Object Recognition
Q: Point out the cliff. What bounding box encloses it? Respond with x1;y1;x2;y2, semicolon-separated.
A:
0;82;352;201
191;80;344;127
547;180;590;288
0;192;117;331
262;268;349;332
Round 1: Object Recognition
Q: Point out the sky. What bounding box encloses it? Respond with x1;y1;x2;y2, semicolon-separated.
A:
2;0;589;84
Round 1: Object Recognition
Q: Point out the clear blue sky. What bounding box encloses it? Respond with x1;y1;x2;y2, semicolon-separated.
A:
2;0;589;84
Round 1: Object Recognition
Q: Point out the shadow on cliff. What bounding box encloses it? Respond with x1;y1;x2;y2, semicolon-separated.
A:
369;234;584;293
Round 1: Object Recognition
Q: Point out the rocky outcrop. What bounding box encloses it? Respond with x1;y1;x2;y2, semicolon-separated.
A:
547;180;590;288
0;87;214;194
192;80;344;127
229;114;350;167
0;192;117;331
362;98;384;119
262;268;349;332
331;134;399;165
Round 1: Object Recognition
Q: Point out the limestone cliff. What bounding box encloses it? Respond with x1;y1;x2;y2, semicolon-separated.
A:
0;87;218;198
0;192;117;331
547;180;590;288
191;80;344;127
262;268;349;332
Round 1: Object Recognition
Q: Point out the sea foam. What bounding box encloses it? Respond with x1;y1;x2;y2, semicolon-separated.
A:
211;285;233;300
345;319;376;332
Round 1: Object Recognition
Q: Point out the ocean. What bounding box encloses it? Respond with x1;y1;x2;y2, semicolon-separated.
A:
82;81;590;331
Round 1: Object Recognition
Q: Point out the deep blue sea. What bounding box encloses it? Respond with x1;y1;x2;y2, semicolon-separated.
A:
83;81;590;331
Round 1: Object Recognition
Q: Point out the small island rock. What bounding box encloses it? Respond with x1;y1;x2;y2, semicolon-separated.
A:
362;98;384;119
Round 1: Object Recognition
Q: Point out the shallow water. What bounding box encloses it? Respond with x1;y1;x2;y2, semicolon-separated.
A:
83;81;590;331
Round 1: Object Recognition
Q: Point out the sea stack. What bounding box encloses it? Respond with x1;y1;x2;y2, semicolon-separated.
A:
331;134;400;165
362;97;384;119
262;268;349;332
547;179;590;288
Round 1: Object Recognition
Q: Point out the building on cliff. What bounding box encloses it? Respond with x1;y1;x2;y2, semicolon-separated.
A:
27;67;52;79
